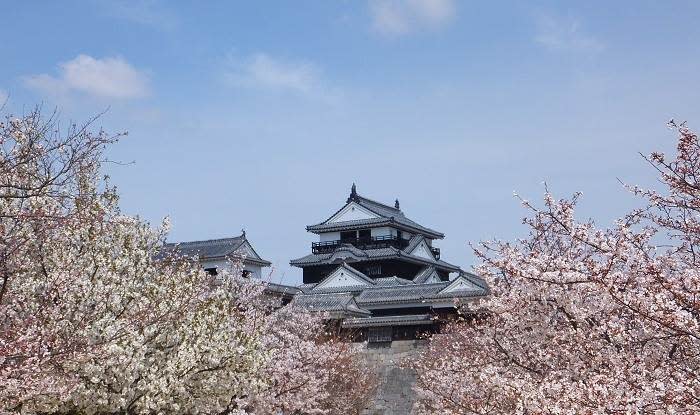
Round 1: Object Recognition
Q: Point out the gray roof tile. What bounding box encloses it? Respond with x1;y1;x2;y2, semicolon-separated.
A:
341;314;435;328
413;266;439;284
306;192;444;238
292;293;371;316
356;282;449;304
374;276;415;286
162;234;271;266
289;245;460;271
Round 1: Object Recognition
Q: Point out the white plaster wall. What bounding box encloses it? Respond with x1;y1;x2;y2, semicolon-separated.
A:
320;231;341;242
200;259;264;279
317;267;368;288
200;259;231;272
371;227;396;238
329;202;378;223
410;242;435;260
244;264;263;279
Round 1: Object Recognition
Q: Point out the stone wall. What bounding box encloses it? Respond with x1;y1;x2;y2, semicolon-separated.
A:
359;339;427;415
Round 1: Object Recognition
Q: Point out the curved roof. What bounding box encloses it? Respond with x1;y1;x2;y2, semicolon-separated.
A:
294;264;488;309
306;187;444;239
292;293;371;317
290;242;461;272
161;233;271;267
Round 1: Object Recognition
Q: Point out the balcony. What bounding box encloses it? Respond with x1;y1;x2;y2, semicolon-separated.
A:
312;235;409;254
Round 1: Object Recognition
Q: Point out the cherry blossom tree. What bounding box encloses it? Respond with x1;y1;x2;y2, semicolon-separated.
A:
0;108;374;414
246;307;376;414
413;122;700;414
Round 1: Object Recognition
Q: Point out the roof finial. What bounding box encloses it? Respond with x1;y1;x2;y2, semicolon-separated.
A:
241;228;246;238
348;182;358;202
395;199;400;209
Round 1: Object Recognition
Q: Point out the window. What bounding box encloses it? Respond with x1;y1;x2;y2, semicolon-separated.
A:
340;231;356;242
242;270;252;278
368;327;393;343
358;229;371;240
366;265;382;276
204;267;218;276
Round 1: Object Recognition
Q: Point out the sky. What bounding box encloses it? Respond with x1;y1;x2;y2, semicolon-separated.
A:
2;1;700;285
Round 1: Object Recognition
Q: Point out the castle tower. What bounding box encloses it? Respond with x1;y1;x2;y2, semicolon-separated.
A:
290;185;488;342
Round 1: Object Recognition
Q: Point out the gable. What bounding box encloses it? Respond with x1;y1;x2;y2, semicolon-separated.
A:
314;265;372;290
439;276;481;294
426;272;442;284
409;240;435;260
327;202;380;223
235;240;261;260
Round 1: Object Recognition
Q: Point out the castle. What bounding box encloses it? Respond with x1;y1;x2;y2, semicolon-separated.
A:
165;184;488;342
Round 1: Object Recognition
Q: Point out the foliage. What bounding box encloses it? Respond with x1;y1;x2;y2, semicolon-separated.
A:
413;122;700;414
0;109;374;414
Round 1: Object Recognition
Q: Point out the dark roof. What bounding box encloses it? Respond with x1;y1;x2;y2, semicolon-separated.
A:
355;281;451;305
312;263;376;290
296;279;485;308
289;244;461;272
413;266;441;284
298;272;415;295
459;271;490;293
293;264;488;311
306;187;444;239
292;293;371;317
374;276;415;286
264;282;301;297
341;314;435;328
161;233;271;267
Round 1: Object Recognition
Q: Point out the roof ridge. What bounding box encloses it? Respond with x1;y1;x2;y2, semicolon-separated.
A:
167;235;245;246
356;194;403;215
362;280;449;290
341;263;376;285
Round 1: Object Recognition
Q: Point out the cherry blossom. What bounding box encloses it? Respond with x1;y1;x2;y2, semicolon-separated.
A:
0;109;374;414
413;122;700;414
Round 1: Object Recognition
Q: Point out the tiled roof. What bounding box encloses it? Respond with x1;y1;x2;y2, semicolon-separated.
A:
294;265;487;309
355;282;450;305
292;293;371;316
413;266;440;284
459;272;490;293
306;191;444;239
163;235;244;258
264;282;301;297
313;263;376;290
374;276;415;286
289;245;461;272
404;234;424;253
161;234;271;266
341;314;435;328
297;274;415;294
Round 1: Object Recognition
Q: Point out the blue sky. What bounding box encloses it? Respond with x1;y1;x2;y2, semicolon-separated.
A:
2;1;700;284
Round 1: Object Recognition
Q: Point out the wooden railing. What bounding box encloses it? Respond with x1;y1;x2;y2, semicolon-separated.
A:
311;235;409;254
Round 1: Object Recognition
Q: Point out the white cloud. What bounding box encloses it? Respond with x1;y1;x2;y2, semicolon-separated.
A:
534;13;604;53
225;53;325;95
24;55;150;100
369;0;456;36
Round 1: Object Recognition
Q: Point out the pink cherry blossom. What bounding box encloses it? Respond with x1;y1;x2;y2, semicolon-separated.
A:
413;122;700;414
0;108;374;414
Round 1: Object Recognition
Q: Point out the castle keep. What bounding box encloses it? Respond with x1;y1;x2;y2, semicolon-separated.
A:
290;184;488;342
164;184;488;344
